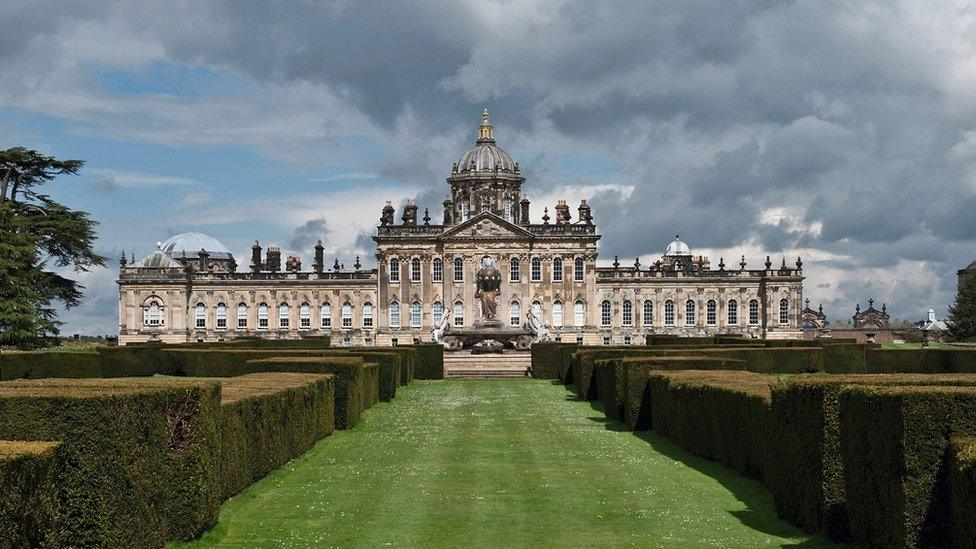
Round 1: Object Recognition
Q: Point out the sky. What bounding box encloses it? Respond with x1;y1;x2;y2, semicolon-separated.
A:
2;0;976;335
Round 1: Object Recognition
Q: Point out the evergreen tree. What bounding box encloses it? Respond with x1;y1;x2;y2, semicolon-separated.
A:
948;275;976;342
0;148;104;349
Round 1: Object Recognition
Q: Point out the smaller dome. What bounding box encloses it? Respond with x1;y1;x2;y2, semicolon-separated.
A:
160;232;232;260
664;234;691;256
132;248;179;269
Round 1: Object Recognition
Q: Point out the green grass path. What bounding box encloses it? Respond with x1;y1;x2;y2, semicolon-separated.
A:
177;380;834;547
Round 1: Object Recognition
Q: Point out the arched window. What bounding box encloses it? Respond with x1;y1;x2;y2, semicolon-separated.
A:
664;300;675;326
362;302;373;328
685;300;696;326
574;300;585;326
236;302;247;329
574;257;585;282
432;258;443;282
510;258;520;282
553;257;563;282
410;300;422;328
342;301;352;328
216;302;227;329
531;257;541;282
643;300;653;326
779;298;789;325
258;303;269;330
454;257;464;282
531;300;542;320
553;300;564;327
453;300;464;327
299;302;311;329
601;300;612;327
411;257;421;282
749;299;760;325
389;258;400;283
389;300;400;328
143;300;164;327
728;299;738;326
706;299;717;326
320;303;332;328
622;300;633;326
432;301;443;326
195;303;206;329
510;301;521;327
278;303;290;329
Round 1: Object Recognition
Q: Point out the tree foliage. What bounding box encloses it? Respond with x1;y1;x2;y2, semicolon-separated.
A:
0;147;104;349
948;274;976;342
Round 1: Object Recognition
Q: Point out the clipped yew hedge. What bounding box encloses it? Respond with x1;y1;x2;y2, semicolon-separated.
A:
615;356;746;430
345;351;399;401
647;370;773;481
767;373;976;541
0;378;222;547
0;441;63;547
404;343;444;380
950;437;976;548
839;385;976;548
218;373;335;499
0;351;102;380
244;356;368;429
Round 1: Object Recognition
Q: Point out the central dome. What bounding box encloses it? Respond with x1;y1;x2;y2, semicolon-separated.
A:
664;234;691;256
454;108;518;174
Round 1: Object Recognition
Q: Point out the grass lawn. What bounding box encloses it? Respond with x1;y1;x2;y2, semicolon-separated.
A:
882;342;947;349
175;380;834;547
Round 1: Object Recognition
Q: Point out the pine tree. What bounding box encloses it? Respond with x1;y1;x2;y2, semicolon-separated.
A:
948;274;976;342
0;148;104;349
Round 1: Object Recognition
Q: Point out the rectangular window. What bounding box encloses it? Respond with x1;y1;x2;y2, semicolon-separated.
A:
363;304;373;328
510;259;520;282
531;259;541;282
706;300;716;326
237;306;247;329
391;337;399;347
643;301;653;326
749;300;759;325
389;259;399;283
411;258;421;282
576;335;584;345
574;258;584;282
433;259;442;282
602;336;611;346
779;299;789;325
728;300;738;326
258;306;268;330
411;303;421;328
454;302;464;327
216;306;227;329
279;306;290;329
510;302;520;327
553;258;563;282
624;335;632;345
342;303;353;328
664;301;675;326
454;258;464;282
321;305;331;328
622;301;633;326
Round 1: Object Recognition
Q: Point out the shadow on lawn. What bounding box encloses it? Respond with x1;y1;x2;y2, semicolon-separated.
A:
562;387;839;547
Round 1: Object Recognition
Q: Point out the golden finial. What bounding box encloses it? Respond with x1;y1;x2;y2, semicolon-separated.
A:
478;107;494;142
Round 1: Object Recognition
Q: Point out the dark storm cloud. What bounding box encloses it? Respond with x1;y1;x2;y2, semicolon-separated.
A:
288;217;329;252
3;0;975;325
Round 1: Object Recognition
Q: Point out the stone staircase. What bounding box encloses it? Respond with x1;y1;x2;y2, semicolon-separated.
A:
444;351;532;379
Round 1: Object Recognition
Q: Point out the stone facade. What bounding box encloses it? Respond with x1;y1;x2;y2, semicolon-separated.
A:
117;110;804;345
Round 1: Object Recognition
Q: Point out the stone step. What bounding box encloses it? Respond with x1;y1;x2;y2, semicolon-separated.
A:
444;352;532;378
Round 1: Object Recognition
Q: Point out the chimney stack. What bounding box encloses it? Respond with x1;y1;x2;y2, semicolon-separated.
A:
266;246;281;272
250;241;262;273
286;256;302;272
402;198;418;226
313;240;324;273
519;197;530;225
381;201;395;226
555;200;571;224
443;197;454;225
578;199;593;225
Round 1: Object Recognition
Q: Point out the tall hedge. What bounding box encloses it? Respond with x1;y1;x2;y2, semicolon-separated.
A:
950;437;976;548
768;373;976;541
218;373;335;499
646;370;773;481
0;441;63;547
0;351;102;380
345;351;400;401
0;378;222;546
531;342;566;380
244;356;368;429
839;385;976;548
404;343;444;380
620;356;747;431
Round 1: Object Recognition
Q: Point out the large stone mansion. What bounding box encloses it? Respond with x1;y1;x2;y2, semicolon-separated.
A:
117;110;804;346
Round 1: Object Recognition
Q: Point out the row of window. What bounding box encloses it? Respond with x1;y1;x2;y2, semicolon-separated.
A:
146;297;792;330
596;298;790;327
389;257;586;284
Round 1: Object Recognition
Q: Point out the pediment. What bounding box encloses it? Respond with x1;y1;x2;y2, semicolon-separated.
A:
440;212;534;240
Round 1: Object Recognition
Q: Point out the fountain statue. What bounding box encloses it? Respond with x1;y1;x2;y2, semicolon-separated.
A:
474;255;502;327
